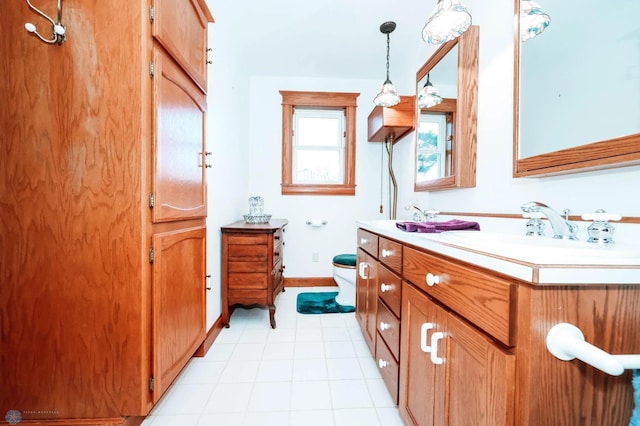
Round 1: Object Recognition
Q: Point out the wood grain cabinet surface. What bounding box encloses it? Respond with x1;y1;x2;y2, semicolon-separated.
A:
358;228;640;426
1;0;213;424
221;219;288;329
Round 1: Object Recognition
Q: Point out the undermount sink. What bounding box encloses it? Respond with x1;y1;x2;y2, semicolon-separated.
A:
438;231;639;263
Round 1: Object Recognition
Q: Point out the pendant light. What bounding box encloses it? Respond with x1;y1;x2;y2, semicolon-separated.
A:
373;21;401;107
422;0;472;45
520;0;550;42
417;74;443;109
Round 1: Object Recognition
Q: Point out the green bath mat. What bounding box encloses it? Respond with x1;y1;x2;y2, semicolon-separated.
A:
296;291;355;314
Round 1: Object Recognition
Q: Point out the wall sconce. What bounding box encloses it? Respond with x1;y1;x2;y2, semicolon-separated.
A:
373;21;401;107
520;0;550;41
417;74;443;109
24;0;66;45
422;0;472;45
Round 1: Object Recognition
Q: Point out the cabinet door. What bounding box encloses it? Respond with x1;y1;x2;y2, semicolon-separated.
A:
436;311;515;426
399;281;444;426
152;0;213;92
152;226;206;402
152;48;207;222
356;249;377;354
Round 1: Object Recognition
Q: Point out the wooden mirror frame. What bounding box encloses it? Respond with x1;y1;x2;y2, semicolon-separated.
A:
414;25;479;192
513;0;640;177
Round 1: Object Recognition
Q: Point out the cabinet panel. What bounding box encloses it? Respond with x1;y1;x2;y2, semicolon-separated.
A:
152;226;206;403
377;299;400;361
399;281;443;426
152;48;207;223
356;248;378;354
357;228;379;257
404;246;516;346
152;0;213;92
439;311;515;426
378;263;402;318
376;333;399;404
379;237;402;274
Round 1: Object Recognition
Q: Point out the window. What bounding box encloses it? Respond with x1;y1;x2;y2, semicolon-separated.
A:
280;91;359;195
416;113;450;182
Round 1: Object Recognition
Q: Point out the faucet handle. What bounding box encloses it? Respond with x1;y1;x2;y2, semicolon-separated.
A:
523;212;545;236
581;210;622;222
581;209;621;245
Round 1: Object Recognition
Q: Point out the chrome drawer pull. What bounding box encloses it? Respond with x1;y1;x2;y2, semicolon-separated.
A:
421;322;434;353
426;272;440;286
381;249;393;257
379;321;391;331
378;359;389;368
380;283;392;292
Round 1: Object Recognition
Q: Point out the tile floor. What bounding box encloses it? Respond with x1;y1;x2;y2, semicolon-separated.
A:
141;287;405;426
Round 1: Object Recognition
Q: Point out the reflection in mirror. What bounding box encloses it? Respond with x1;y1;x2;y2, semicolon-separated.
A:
514;0;640;177
415;26;478;191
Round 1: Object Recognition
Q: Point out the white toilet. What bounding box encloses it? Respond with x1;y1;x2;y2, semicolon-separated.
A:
332;254;357;306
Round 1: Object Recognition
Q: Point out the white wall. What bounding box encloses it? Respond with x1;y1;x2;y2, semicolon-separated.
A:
205;0;640;328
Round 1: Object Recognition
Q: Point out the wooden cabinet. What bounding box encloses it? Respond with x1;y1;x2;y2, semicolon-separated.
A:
400;281;515;426
356;231;403;403
356;248;378;354
359;226;640;425
221;220;288;328
1;0;213;423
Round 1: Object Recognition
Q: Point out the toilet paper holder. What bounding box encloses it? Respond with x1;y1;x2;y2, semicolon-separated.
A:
305;220;328;227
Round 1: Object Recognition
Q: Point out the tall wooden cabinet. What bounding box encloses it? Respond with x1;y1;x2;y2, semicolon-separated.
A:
0;0;213;424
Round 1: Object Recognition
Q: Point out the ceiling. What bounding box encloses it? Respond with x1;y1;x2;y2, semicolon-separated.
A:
212;0;435;81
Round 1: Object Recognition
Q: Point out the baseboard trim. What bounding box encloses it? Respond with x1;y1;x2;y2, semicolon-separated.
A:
194;316;225;357
284;277;337;287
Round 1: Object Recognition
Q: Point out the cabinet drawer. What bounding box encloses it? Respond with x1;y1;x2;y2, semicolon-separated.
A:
228;234;269;245
274;226;285;244
357;229;379;258
379;237;402;275
228;244;268;260
378;264;402;318
375;332;399;405
377;299;400;361
273;242;283;266
228;272;268;289
403;246;516;346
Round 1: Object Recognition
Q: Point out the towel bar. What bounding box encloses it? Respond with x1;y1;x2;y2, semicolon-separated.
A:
546;323;640;376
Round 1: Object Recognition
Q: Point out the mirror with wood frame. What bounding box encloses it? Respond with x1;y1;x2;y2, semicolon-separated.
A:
414;25;479;191
513;0;640;177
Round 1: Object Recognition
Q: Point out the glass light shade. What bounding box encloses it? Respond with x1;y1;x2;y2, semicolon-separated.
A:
422;0;472;45
520;0;550;41
374;80;401;107
417;82;443;109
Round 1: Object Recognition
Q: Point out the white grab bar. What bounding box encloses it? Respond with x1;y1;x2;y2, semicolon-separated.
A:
546;323;640;376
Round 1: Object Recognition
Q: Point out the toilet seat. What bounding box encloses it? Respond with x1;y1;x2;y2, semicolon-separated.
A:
332;253;356;268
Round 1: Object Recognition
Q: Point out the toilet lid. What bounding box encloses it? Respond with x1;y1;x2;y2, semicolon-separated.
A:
332;253;356;267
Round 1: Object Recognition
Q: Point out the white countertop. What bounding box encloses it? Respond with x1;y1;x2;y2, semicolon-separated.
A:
356;220;640;285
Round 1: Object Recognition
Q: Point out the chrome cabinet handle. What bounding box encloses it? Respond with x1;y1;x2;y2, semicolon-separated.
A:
358;262;369;279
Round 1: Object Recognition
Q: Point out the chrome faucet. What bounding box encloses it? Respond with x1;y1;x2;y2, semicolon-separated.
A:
520;201;578;240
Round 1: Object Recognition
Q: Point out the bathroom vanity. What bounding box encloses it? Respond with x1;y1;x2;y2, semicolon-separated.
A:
221;219;287;328
356;220;640;426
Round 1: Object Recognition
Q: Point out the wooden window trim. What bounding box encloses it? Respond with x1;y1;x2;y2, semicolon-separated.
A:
280;91;359;196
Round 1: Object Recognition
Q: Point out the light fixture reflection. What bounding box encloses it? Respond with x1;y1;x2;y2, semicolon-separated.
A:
417;74;443;109
422;0;472;45
373;21;401;107
520;0;550;42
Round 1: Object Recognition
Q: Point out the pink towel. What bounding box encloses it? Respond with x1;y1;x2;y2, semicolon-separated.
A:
396;219;480;233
